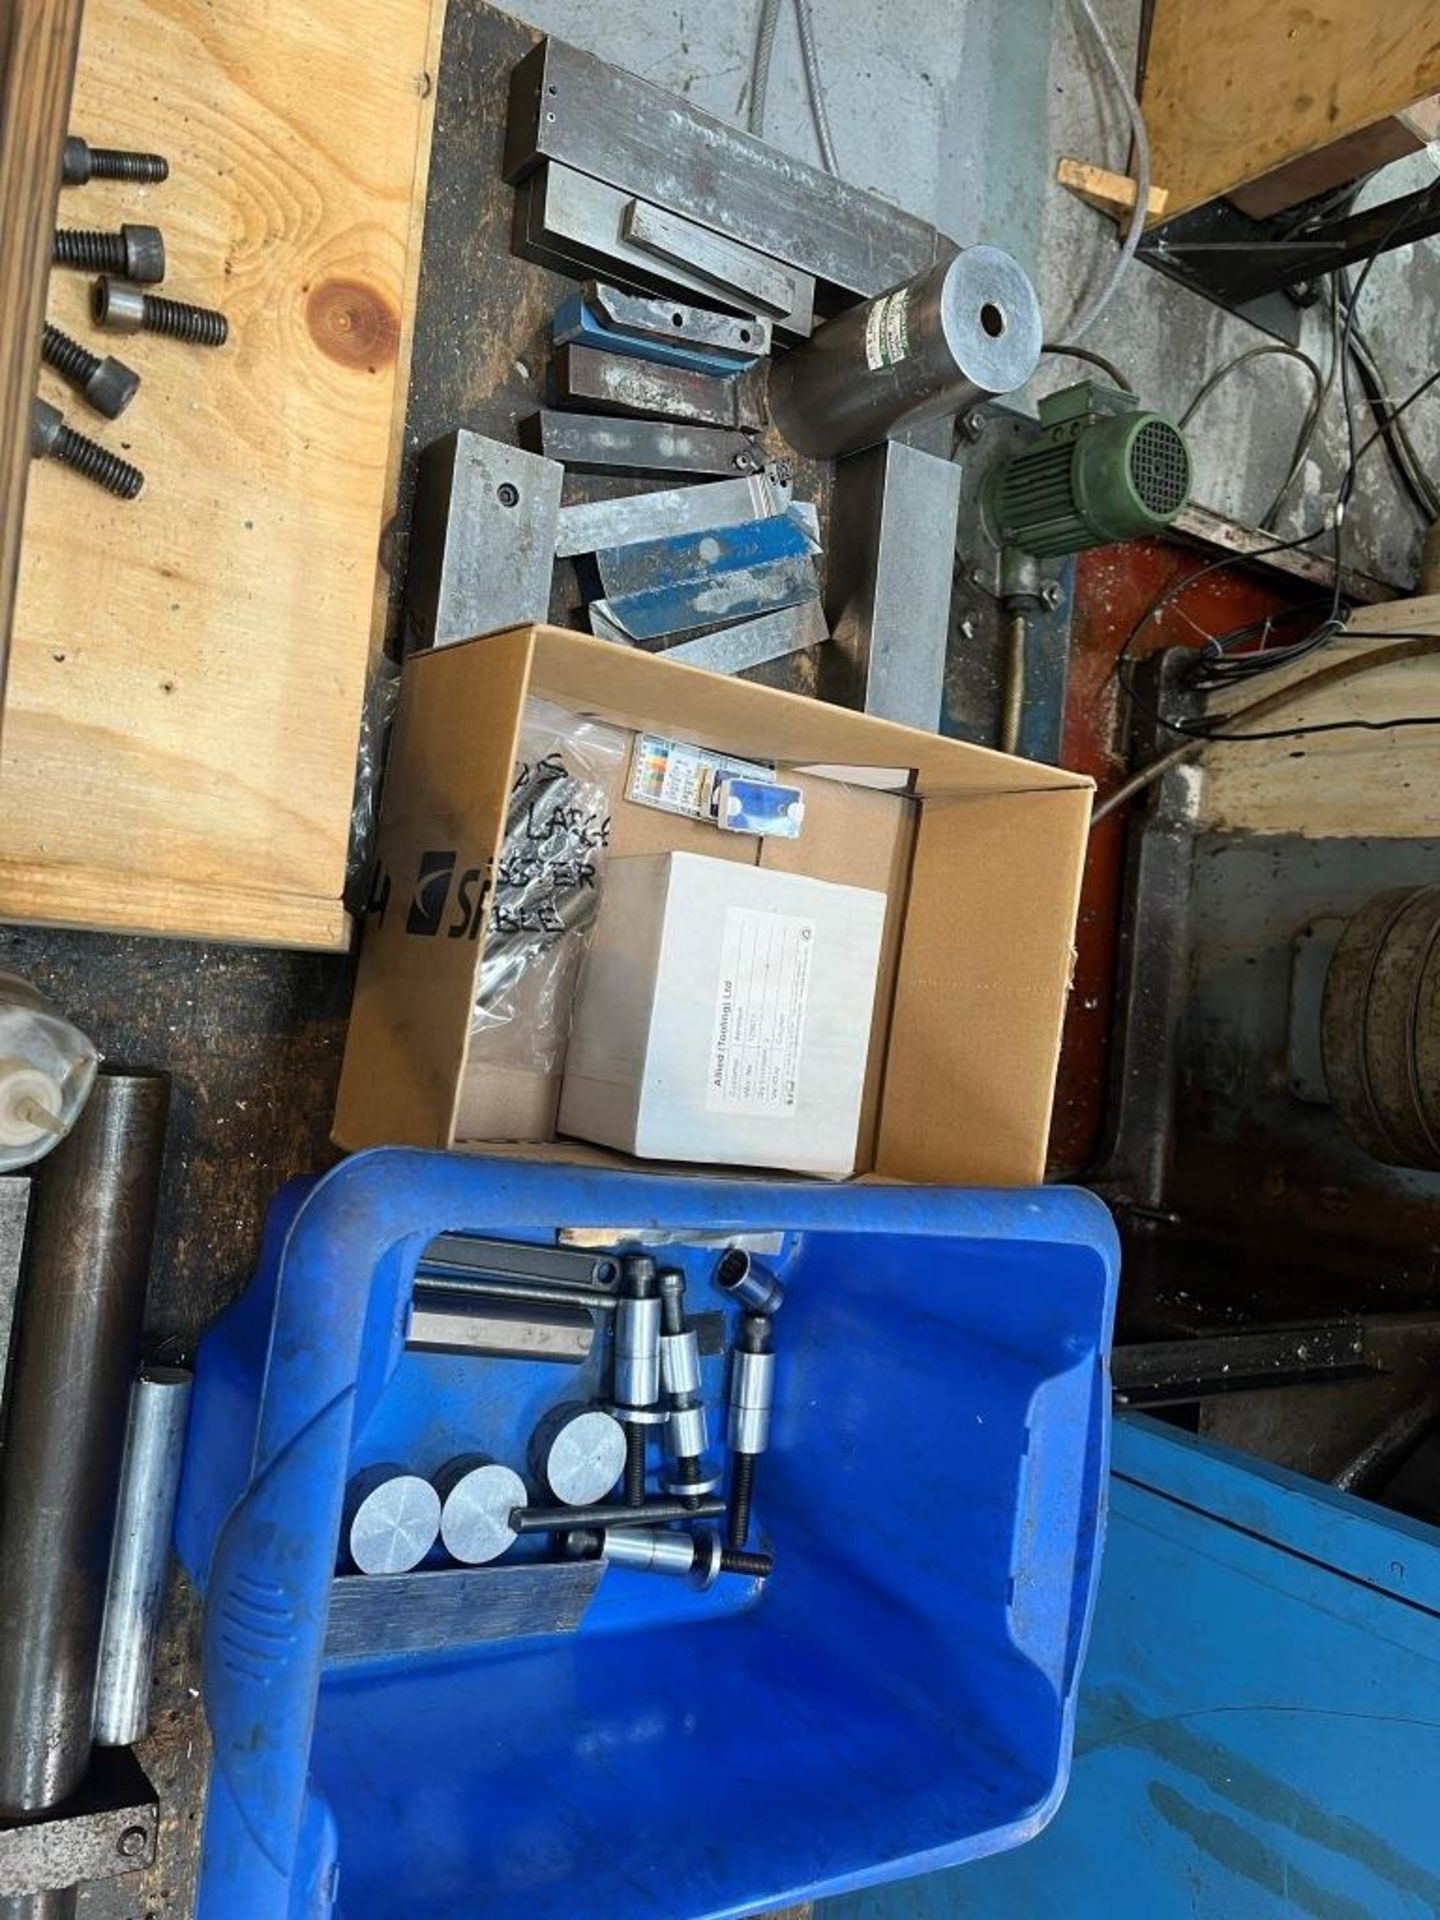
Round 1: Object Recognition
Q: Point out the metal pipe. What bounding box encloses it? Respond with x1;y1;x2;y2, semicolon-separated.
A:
92;1365;193;1747
0;1071;169;1819
768;248;1042;459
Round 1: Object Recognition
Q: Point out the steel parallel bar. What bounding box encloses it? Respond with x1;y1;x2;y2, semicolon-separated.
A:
622;198;798;318
323;1560;605;1663
420;1235;617;1289
585;282;772;358
406;1298;595;1363
550;343;767;431
521;410;761;478
503;36;947;300
594;516;819;641
514;164;816;336
661;600;830;673
554;466;790;558
553;290;761;376
823;439;963;731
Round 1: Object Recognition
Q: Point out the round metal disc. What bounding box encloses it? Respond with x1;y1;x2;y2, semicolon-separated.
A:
439;1463;527;1565
546;1409;627;1507
348;1474;441;1576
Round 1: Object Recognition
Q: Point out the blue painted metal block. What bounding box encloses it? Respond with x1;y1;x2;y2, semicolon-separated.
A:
594;513;820;640
553;290;761;376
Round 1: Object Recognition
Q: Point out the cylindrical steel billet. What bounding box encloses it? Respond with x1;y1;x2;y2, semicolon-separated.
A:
532;1406;627;1507
92;1365;193;1747
511;1495;726;1533
713;1248;786;1316
660;1327;701;1399
436;1459;527;1565
728;1323;776;1457
668;1401;708;1461
0;1071;169;1817
343;1466;441;1576
601;1526;701;1577
614;1293;662;1408
767;247;1042;459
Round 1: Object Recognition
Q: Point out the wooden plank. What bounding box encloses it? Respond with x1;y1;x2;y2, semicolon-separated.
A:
1142;1;1440;223
1199;613;1440;838
0;0;85;741
1056;157;1168;224
0;0;440;948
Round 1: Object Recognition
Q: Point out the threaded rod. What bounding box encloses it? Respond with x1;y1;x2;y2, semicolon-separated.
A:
137;294;227;347
719;1546;773;1579
727;1452;757;1550
41;324;99;386
53;228;125;273
622;1424;647;1507
51;423;143;499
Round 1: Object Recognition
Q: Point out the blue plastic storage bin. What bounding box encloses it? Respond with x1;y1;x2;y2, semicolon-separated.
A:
175;1151;1118;1920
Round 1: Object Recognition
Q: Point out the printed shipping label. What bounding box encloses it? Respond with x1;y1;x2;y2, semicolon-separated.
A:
707;907;815;1115
629;735;774;819
863;287;911;371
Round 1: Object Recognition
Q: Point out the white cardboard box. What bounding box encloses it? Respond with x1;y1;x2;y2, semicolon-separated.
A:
559;852;887;1176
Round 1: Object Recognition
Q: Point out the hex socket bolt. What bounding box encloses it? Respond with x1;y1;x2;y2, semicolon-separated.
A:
613;1253;665;1505
62;136;169;186
31;397;143;500
658;1268;719;1502
576;1526;773;1587
53;223;164;283
511;1495;726;1534
41;323;140;419
727;1313;775;1551
714;1248;785;1316
92;275;229;348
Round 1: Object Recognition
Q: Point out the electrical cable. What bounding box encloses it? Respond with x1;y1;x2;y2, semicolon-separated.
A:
748;0;837;175
791;0;839;174
1178;342;1327;528
1092;634;1440;823
747;0;784;138
1061;0;1151;341
1040;341;1136;391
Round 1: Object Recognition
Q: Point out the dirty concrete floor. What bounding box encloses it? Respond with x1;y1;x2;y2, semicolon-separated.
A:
504;0;1440;585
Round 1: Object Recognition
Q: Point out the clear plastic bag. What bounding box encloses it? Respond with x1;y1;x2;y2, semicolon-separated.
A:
0;971;100;1171
470;699;630;1075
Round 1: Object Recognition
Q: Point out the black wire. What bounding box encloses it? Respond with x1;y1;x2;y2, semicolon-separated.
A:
1187;714;1440;743
1040;342;1136;392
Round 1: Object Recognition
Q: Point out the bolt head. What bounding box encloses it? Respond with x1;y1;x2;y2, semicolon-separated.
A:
30;397;63;458
961;408;990;442
689;1529;723;1591
93;276;146;334
121;223;166;284
61;135;90;186
1040;580;1064;612
118;1824;150;1860
85;354;141;419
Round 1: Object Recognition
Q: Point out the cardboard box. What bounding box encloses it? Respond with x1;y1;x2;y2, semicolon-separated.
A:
559;854;887;1176
335;626;1093;1186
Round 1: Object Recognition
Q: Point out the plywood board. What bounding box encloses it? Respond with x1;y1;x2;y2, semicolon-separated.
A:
0;0;442;948
1143;2;1440;222
1200;604;1440;838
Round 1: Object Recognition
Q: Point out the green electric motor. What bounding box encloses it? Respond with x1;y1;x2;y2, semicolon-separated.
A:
986;380;1191;558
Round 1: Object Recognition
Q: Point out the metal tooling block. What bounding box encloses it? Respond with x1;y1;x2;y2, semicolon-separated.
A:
584;282;772;358
323;1559;604;1663
823;438;963;732
552;290;761;377
522;411;762;477
406;430;563;648
513;163;815;337
554;466;791;558
593;516;819;641
504;36;947;302
661;600;830;672
623;198;799;319
550;343;766;431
